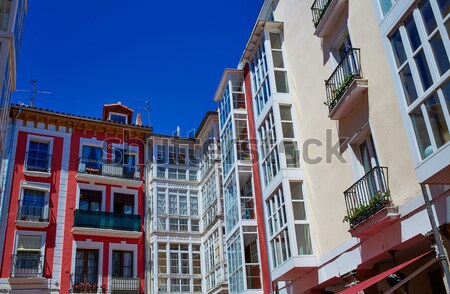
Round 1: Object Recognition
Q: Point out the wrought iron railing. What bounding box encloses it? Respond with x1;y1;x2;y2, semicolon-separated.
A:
25;152;51;172
74;209;141;232
311;0;333;28
70;272;103;293
10;254;43;278
110;276;141;293
78;158;142;181
17;199;49;221
325;48;362;113
343;166;390;228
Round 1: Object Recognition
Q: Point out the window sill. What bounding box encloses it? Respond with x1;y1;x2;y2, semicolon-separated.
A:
24;170;51;178
16;220;50;228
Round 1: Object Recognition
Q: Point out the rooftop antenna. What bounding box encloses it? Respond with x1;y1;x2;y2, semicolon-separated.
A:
16;80;52;107
136;100;151;127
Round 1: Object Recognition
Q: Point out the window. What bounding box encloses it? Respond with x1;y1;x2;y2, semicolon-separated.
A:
74;249;99;285
113;193;134;215
379;0;397;16
11;235;43;277
156;145;166;164
251;34;272;115
81;145;103;172
190;195;198;216
0;0;12;31
157;189;166;215
109;112;128;124
112;251;133;277
280;105;300;168
290;182;313;256
221;121;235;177
169;244;189;275
26;141;50;172
226;230;244;294
266;187;291;268
171;278;190;292
169;146;187;165
389;0;450;159
79;189;102;211
158;243;167;274
258;111;280;186
17;189;48;221
270;32;289;93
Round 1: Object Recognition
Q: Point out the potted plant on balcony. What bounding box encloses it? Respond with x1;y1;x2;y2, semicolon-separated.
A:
343;190;391;227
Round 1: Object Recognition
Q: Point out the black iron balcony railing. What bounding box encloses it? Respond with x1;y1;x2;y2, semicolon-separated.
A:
17;199;49;222
311;0;333;28
74;209;141;232
343;166;391;228
78;158;142;181
70;272;102;293
25;152;51;173
111;276;141;293
325;48;362;113
10;254;43;278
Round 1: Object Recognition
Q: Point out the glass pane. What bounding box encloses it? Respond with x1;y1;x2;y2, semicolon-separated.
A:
295;224;312;255
424;94;450;148
274;71;289;93
390;29;407;67
270;33;281;49
405;15;421;51
293;202;306;220
399;64;418;104
430;33;450;75
380;0;393;16
446;19;450;38
411;106;432;158
284;141;299;167
419;0;437;35
438;0;450;18
415;50;433;91
290;182;303;200
272;51;284;68
279;105;292;121
282;122;295;138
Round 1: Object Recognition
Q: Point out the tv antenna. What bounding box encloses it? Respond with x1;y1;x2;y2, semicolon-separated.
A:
137;100;151;127
16;80;52;107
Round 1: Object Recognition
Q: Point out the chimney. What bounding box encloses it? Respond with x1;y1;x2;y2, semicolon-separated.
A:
135;113;142;126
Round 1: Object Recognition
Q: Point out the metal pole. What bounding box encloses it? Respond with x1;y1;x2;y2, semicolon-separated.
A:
421;184;450;293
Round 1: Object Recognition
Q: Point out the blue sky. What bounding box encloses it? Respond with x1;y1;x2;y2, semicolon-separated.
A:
13;1;263;135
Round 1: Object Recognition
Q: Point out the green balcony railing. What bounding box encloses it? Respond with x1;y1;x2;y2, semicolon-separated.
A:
74;210;141;232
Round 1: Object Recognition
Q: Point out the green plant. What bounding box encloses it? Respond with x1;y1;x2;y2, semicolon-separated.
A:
333;75;353;97
343;190;391;225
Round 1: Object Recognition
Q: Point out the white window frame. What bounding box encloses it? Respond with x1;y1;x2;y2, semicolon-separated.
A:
24;134;54;176
18;181;51;222
76;183;106;212
108;242;138;288
108;112;128;124
12;230;46;277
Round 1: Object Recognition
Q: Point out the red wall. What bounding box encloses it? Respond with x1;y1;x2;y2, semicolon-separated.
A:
244;64;272;294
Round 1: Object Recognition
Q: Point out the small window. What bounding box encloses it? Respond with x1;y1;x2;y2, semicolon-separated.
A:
18;189;48;221
26;141;50;172
79;189;102;211
113;193;134;215
112;251;133;277
109;112;128;124
12;235;43;277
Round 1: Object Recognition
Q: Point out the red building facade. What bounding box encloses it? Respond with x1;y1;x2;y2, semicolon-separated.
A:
0;103;149;293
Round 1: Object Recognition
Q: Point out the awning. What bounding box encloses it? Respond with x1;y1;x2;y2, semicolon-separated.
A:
337;250;434;294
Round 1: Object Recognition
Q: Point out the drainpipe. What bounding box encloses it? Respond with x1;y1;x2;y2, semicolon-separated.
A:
421;184;450;293
0;104;23;268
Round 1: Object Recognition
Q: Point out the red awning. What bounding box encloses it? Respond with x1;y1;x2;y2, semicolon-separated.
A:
337;250;434;294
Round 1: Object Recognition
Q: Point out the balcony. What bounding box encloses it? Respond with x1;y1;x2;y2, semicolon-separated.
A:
24;152;51;177
343;167;399;237
70;273;103;293
311;0;347;37
72;210;142;238
111;276;141;293
10;254;43;278
16;200;50;228
325;48;368;120
77;158;142;187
